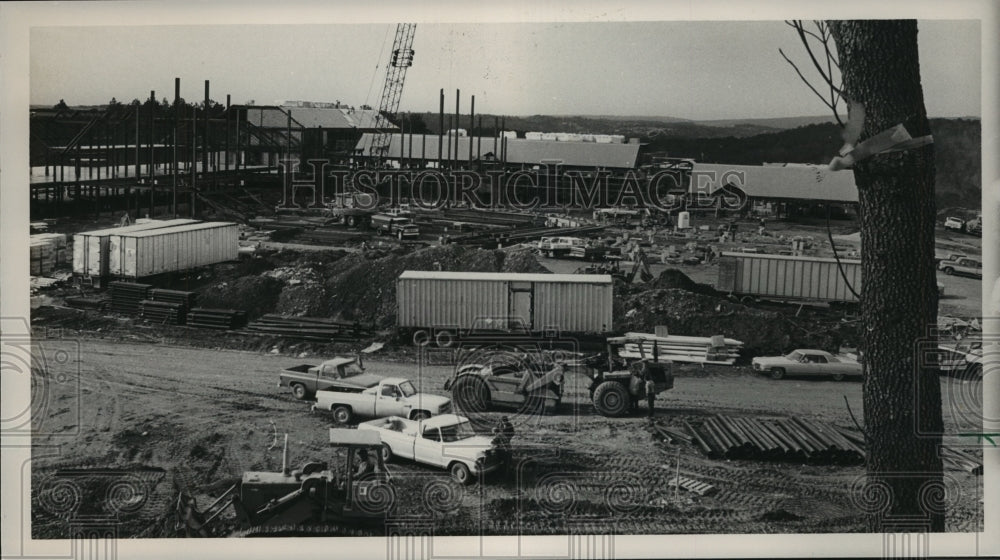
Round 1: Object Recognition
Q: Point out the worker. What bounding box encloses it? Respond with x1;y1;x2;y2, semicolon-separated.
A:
758;217;766;236
354;449;376;477
645;372;656;419
499;416;515;443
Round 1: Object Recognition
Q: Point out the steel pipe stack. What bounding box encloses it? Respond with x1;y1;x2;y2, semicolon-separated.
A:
245;314;372;342
108;281;153;315
686;414;865;465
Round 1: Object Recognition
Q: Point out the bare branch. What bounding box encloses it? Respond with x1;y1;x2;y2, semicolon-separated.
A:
779;48;839;114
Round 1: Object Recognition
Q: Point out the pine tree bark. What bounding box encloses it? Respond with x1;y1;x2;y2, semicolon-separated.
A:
827;20;944;532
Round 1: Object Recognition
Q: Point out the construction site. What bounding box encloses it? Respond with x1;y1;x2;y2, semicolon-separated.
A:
23;22;985;541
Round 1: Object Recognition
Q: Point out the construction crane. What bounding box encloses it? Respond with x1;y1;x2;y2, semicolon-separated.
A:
370;24;416;166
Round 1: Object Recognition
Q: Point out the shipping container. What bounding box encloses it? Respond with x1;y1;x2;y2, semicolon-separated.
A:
73;219;199;277
107;222;239;278
396;271;613;335
716;252;861;303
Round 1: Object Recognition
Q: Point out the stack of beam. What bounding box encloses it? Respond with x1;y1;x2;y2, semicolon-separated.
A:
108;282;152;315
149;289;198;312
245;314;372;342
186;308;247;330
621;332;743;365
685;414;865;465
139;300;186;325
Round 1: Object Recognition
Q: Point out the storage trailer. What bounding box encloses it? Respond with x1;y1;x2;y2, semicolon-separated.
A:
396;271;613;346
716;252;861;303
73;219;199;284
107;221;239;279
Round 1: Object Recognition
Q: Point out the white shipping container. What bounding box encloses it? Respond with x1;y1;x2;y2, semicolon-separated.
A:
717;252;862;303
107;222;239;278
397;271;613;333
73;219;199;276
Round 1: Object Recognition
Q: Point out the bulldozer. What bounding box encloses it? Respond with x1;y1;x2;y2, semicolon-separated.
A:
175;429;391;537
445;335;674;418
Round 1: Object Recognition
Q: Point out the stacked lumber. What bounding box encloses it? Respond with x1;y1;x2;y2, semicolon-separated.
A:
186;308;247;330
685;414;864;465
139;300;186;325
245;314;372;342
30;233;68;276
621;332;743;365
108;281;152;315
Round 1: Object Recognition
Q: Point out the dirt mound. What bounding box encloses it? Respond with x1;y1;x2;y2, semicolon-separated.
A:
650;268;720;296
198;276;284;320
616;288;858;356
324;245;548;327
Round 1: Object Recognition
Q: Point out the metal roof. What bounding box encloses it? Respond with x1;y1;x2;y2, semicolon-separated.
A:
399;271;612;284
691;162;858;202
113;221;238;238
355;134;640;168
77;219;200;237
329;428;382;447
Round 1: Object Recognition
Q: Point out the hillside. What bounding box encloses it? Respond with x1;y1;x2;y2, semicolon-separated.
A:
642;118;981;209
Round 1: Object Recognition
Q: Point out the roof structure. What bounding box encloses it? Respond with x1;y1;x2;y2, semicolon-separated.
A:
399;270;613;284
244;106;393;130
690;162;859;202
354;134;641;169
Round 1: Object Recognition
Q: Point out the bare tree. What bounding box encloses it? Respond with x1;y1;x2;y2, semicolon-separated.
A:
784;20;944;532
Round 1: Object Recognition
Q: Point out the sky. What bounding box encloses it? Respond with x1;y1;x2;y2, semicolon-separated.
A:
29;20;981;120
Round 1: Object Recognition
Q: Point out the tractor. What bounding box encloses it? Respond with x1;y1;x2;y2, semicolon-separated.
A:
444;336;674;418
175;429;391;537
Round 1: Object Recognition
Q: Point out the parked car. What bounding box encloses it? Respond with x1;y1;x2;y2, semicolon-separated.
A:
357;414;505;484
938;341;983;379
943;216;965;231
279;356;368;400
938;257;982;279
752;349;862;381
312;376;451;423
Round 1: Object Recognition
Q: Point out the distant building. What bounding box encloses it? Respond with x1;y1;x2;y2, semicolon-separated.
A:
354;133;640;170
238;102;397;166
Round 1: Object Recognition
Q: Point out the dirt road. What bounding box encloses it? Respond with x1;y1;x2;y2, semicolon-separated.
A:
30;338;983;537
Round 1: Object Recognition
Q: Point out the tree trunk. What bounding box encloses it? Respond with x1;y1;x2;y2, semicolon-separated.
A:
828;20;944;532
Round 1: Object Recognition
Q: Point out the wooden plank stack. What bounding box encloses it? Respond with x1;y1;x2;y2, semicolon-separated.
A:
186;308;248;330
30;233;68;276
685;414;865;465
108;281;152;315
149;289;198;311
620;332;743;365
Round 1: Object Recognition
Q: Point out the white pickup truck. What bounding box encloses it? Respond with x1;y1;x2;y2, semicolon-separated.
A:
313;376;451;424
358;414;504;484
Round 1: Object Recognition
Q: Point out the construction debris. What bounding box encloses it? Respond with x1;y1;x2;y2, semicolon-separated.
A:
666;475;718;497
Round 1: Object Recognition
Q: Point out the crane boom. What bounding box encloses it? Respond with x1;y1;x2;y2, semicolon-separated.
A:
371;23;416;164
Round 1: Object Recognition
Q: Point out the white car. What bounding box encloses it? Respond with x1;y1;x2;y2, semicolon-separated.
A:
538;236;586;258
313;376;451;423
752;349;862;380
358;414;504;484
943;217;965;231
